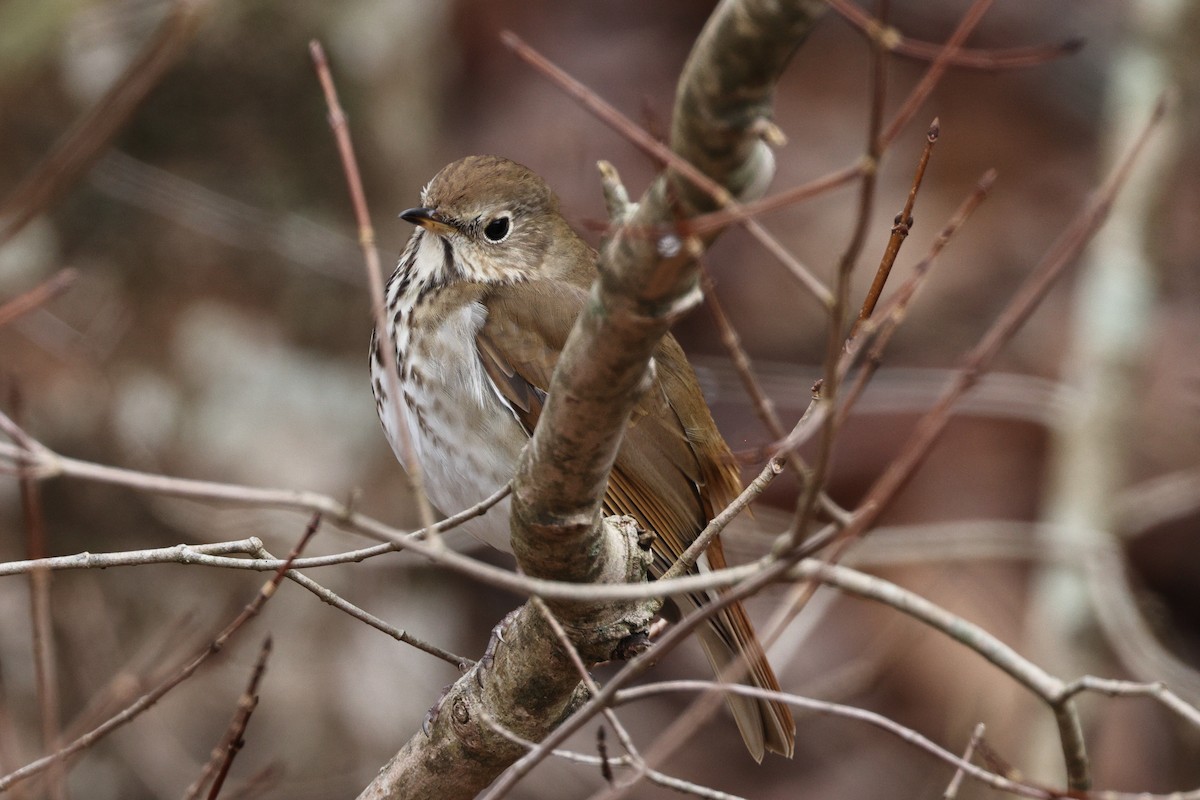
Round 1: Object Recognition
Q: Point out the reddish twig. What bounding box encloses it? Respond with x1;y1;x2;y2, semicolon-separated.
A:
0;514;321;792
880;0;995;147
700;265;786;441
0;269;78;330
11;389;65;800
789;0;894;545
699;264;850;524
184;636;273;800
687;164;863;237
772;92;1171;794
850;118;940;336
838;169;996;425
0;0;214;245
762;171;994;459
827;0;1083;71
500;30;836;308
308;39;437;535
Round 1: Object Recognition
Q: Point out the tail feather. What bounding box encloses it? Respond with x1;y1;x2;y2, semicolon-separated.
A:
692;598;795;761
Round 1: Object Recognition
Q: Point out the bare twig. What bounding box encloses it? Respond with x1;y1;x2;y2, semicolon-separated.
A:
943;722;986;800
0;0;215;244
850;118;939;335
214;763;282;800
0;412;510;549
204;636;272;800
13;391;66;800
183;636;273;800
617;683;1050;799
0;270;78;329
308;40;437;537
880;0;995;147
597;160;634;222
0;514;320;792
699;264;851;525
788;0;895;546
0;434;769;604
250;542;472;669
658;458;783;582
0;534;471;668
500;30;835;308
826;0;1082;71
481;712;745;800
529;598;647;774
1058;676;1200;729
837;169;996;425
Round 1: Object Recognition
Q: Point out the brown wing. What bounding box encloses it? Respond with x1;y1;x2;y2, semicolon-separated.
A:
477;280;739;572
477;278;794;760
476;280;582;434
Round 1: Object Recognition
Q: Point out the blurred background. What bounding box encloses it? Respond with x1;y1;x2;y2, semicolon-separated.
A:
0;0;1198;797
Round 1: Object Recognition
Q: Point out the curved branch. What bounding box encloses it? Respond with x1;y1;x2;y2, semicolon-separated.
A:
363;2;826;797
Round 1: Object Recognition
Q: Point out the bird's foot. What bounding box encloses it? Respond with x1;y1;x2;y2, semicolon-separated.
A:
477;608;521;685
422;682;454;736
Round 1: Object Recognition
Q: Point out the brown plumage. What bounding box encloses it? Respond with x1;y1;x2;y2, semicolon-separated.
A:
372;155;795;760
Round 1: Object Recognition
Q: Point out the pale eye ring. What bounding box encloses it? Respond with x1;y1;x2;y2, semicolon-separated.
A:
482;215;512;243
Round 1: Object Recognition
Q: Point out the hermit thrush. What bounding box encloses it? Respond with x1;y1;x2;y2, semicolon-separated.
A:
370;155;795;761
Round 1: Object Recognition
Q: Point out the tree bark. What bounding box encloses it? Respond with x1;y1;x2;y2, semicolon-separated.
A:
358;1;825;796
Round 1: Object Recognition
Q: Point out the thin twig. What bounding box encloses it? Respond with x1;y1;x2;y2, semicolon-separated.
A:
213;762;282;800
480;711;745;800
686;164;865;237
0;269;78;329
0;514;321;792
943;723;985;800
204;636;272;800
251;543;471;669
530;598;647;773
618;682;1050;799
0;534;471;668
0;531;755;601
826;0;1082;72
837;169;996;425
184;636;273;800
699;264;850;524
500;30;836;308
880;0;995;147
659;458;782;582
308;40;438;537
788;0;894;546
0;0;214;244
13;391;66;800
1058;676;1200;729
850;118;939;335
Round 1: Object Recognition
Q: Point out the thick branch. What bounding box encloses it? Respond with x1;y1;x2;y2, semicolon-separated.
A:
362;2;825;797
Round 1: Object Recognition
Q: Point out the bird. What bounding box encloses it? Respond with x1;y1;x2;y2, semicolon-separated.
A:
370;154;795;761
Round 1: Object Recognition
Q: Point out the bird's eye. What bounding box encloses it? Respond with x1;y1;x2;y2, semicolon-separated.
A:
482;215;512;243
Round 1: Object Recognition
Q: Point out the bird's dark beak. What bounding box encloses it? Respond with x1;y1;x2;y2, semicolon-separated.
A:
399;207;456;236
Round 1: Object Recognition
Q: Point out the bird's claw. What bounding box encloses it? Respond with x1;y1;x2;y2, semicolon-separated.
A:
422;683;453;736
477;608;521;686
